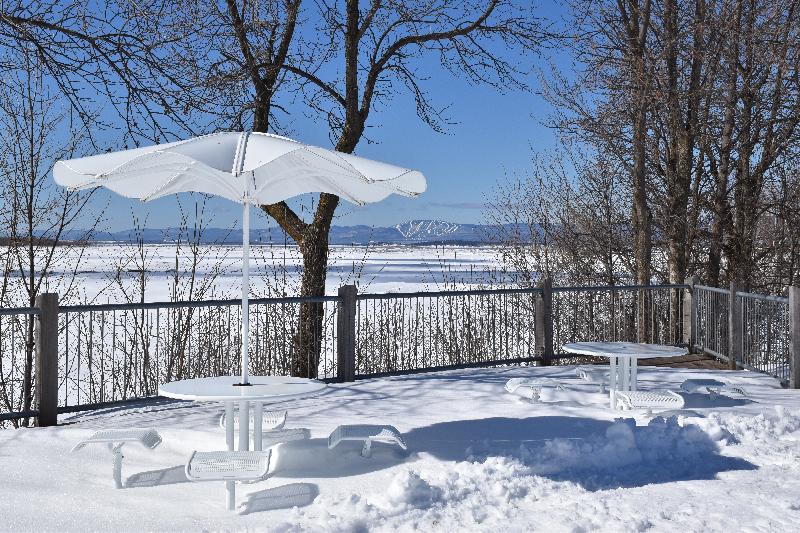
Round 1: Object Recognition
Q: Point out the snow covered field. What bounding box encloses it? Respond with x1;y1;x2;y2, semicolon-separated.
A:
2;365;799;532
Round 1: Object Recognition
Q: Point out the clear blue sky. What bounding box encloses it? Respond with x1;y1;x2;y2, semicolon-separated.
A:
84;1;567;232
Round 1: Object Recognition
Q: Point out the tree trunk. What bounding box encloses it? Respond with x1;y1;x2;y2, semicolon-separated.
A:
290;193;339;378
632;88;652;341
707;0;742;287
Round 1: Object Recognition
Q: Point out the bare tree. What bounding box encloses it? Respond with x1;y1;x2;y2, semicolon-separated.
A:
155;0;547;376
719;0;800;289
0;0;196;142
272;0;546;376
535;0;800;296
487;148;634;288
0;59;99;426
542;0;655;338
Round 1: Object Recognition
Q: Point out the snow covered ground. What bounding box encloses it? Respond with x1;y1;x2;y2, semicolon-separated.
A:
2;365;800;532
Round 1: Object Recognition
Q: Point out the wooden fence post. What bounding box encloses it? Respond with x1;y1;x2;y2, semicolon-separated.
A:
535;276;554;365
728;281;742;371
789;286;800;389
682;275;699;350
35;293;59;427
336;284;357;382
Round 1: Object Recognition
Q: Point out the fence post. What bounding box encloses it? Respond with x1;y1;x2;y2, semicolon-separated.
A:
728;280;742;371
535;276;554;365
35;293;59;427
789;286;800;389
682;275;699;350
336;284;357;382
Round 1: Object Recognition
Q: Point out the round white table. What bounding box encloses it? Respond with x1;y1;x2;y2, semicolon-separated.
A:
159;375;326;508
562;342;687;408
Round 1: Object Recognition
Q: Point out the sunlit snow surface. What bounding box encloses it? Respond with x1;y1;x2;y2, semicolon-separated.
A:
2;365;800;532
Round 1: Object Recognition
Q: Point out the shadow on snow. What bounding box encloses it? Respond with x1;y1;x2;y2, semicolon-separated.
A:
404;415;756;491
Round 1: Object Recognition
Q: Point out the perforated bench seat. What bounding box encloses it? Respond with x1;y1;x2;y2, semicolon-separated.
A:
262;427;310;448
575;367;610;393
185;450;272;482
328;424;407;457
615;390;685;414
505;377;564;402
680;379;747;397
185;449;273;511
71;428;162;489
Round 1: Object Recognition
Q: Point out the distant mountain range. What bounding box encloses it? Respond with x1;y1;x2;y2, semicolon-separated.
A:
59;220;539;245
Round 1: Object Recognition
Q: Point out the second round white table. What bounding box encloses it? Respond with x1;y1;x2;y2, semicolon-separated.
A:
159;375;326;509
562;342;687;408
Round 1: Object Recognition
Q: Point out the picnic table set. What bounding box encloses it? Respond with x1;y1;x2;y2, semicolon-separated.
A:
71;375;407;511
505;341;748;412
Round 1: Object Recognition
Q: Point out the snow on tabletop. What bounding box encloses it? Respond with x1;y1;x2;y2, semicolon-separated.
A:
1;365;800;532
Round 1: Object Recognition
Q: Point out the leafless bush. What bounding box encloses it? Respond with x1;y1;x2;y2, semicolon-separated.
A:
0;60;101;427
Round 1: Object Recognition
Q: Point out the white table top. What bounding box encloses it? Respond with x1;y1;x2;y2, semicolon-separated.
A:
562;341;687;359
158;375;327;402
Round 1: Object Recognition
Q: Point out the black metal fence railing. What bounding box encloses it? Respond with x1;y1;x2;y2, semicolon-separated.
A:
0;307;41;424
693;284;793;384
355;288;542;377
2;280;797;426
739;292;791;382
694;286;730;359
57;296;340;410
551;284;685;348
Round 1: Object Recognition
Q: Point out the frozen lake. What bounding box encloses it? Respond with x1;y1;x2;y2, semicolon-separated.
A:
18;243;509;305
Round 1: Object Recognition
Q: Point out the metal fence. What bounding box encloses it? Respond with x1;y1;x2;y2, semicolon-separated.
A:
351;284;687;378
694;285;792;383
0;307;40;425
355;288;541;376
551;285;685;348
694;286;730;358
1;296;339;426
3;280;797;426
57;297;340;409
739;292;791;381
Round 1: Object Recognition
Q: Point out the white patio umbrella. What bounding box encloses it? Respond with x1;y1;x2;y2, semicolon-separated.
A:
53;131;426;385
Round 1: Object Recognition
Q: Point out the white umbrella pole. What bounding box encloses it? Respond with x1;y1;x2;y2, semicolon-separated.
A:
241;199;250;385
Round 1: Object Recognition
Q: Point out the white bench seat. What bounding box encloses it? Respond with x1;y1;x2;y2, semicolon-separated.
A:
185;450;272;482
575;367;610;393
262;427;310;448
505;377;564;402
328;424;407;457
680;379;747;397
71;428;162;489
185;450;272;511
615;390;685;414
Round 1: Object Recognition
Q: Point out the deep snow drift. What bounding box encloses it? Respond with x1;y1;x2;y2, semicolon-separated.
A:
1;365;799;532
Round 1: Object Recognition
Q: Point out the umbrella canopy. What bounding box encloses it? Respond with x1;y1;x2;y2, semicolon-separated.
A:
53;131;426;385
53;131;426;205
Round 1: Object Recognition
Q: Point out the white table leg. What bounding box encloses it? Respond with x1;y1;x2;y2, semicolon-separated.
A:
631;358;638;391
239;400;250;451
224;401;235;510
609;356;617;409
253;401;263;451
621;358;630;391
225;401;235;449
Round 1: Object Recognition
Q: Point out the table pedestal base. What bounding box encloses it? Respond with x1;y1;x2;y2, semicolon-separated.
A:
608;356;639;409
222;399;265;510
